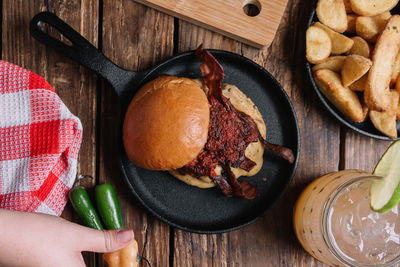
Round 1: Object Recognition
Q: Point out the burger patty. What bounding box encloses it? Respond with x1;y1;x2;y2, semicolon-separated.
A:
178;94;260;179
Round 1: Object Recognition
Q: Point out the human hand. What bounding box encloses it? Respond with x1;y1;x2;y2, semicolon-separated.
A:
0;209;134;267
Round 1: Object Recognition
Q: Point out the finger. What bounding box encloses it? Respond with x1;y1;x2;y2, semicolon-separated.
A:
76;228;134;253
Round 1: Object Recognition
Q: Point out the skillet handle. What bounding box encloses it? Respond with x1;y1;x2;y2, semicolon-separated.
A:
30;12;140;97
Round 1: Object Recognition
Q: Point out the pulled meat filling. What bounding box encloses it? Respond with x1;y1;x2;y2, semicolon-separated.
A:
178;95;259;198
177;45;294;199
179;95;259;178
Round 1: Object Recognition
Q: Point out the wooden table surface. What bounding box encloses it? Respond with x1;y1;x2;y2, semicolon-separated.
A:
3;0;393;266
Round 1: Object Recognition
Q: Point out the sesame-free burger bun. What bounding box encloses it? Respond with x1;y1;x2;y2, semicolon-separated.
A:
123;76;210;170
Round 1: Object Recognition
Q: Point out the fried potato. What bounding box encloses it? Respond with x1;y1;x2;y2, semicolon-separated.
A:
344;0;352;13
396;76;400;119
356;12;391;43
397;97;400;120
346;36;370;58
361;101;369;122
312;56;346;72
306;26;332;64
342;55;372;87
390;51;400;87
316;0;348;33
349;74;368;91
346;14;357;34
396;73;400;92
314;22;354;54
369;90;399;139
314;69;365;122
365;15;400;112
350;0;399;16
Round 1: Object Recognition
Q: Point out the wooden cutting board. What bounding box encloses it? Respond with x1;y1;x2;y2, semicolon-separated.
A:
134;0;288;48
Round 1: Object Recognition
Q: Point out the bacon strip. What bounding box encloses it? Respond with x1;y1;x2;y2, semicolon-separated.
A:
213;176;233;197
239;157;257;172
263;141;295;164
236;104;295;164
224;165;257;199
195;45;295;199
196;44;224;101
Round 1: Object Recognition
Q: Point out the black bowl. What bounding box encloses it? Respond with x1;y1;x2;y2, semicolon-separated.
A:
306;6;400;141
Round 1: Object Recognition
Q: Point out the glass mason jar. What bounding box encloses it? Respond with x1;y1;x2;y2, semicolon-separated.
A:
293;170;400;267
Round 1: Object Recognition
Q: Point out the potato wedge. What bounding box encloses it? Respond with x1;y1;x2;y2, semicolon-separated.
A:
361;101;369;122
365;15;400;111
342;55;372;87
344;0;352;13
346;14;357;34
396;76;400;119
396;73;400;92
314;22;354;54
314;69;365;122
356;12;391;43
346;36;370;58
349;74;368;91
312;56;346;72
350;0;398;16
369;90;399;139
390;51;400;87
306;26;332;64
316;0;348;33
397;97;400;120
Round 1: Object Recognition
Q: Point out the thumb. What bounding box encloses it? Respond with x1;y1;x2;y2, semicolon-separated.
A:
77;228;134;253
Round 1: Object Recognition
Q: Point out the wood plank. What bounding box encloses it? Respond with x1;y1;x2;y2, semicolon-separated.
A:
99;0;174;266
134;0;288;48
2;1;99;266
341;130;391;171
174;0;340;266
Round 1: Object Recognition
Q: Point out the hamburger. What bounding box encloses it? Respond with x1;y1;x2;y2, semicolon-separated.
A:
123;46;293;199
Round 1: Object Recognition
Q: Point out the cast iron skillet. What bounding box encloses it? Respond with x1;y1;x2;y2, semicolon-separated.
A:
30;12;300;233
306;6;400;141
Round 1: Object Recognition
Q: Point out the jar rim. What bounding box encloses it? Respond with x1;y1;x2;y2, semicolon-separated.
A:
321;174;400;267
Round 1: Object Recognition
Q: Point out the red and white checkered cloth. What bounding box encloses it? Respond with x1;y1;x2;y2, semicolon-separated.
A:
0;60;82;216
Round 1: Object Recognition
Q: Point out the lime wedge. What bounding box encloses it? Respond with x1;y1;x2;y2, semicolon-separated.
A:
370;140;400;213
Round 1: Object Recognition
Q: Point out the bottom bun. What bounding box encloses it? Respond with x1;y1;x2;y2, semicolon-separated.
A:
169;83;267;188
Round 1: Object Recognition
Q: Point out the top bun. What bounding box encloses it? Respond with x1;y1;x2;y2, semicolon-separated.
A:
123;76;210;170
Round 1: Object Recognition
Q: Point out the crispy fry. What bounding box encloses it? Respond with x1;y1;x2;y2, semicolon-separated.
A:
346;36;370;58
365;15;400;112
390;51;400;87
346;14;357;34
312;56;346;72
316;0;348;33
350;0;399;16
314;69;365;122
306;26;332;64
341;55;372;87
356;12;391;43
349;74;368;92
314;22;354;54
369;90;399;139
396;75;400;120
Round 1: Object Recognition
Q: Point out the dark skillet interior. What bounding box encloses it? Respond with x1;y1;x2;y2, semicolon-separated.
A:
306;6;400;141
119;50;300;233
